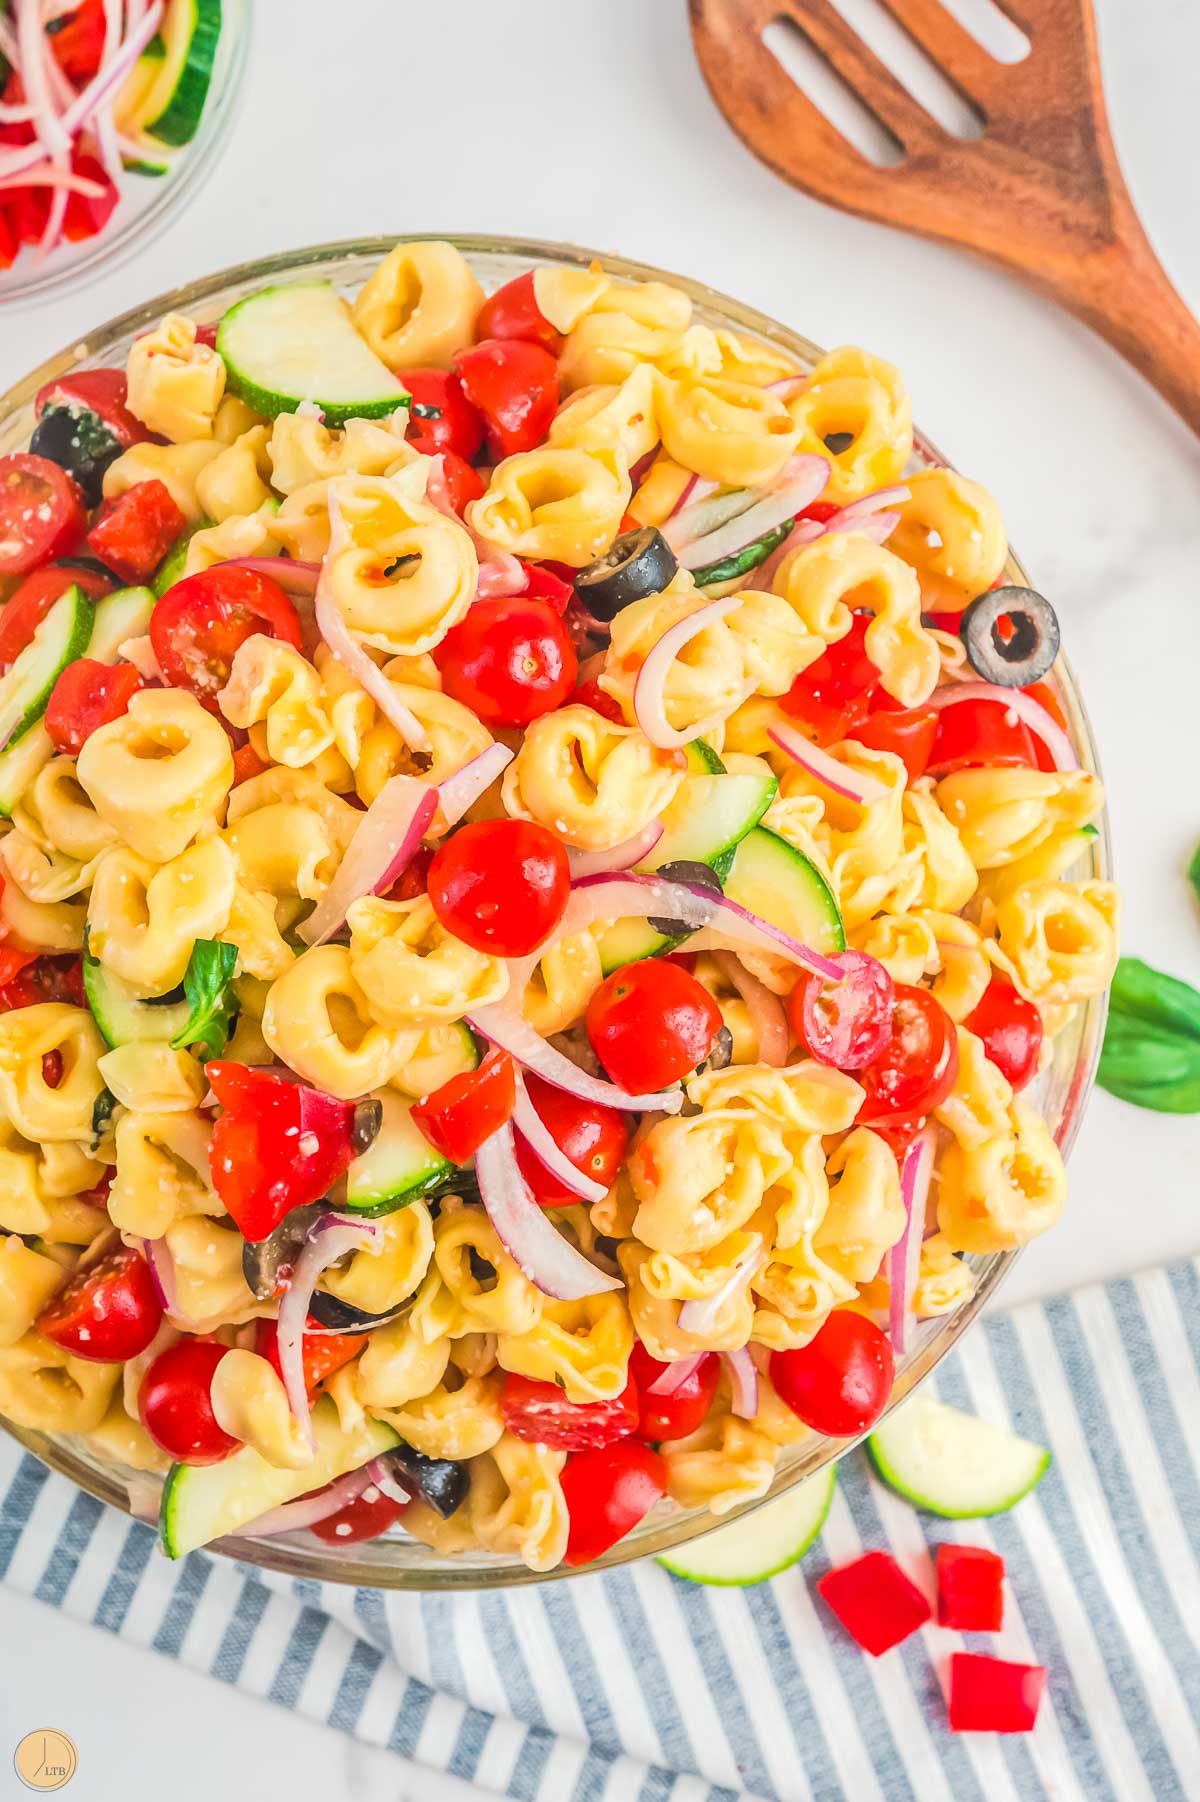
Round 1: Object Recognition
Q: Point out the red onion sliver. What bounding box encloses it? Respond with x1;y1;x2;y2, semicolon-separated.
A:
275;1218;378;1443
58;0;163;136
711;949;790;1066
238;1464;383;1540
824;510;901;546
221;557;321;595
822;485;910;531
468;1004;683;1115
633;592;754;750
474;1121;624;1300
299;774;436;946
677;1234;764;1335
140;1238;175;1315
665;471;719;522
566;821;663;879
645;1352;706;1397
367;1458;412;1508
926;681;1077;771
675;456;830;572
889;1130;935;1354
511;1072;607;1204
767;719;890;806
721;1347;760;1419
437;741;514;829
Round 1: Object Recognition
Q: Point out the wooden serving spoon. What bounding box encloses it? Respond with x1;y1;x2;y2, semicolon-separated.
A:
689;0;1200;435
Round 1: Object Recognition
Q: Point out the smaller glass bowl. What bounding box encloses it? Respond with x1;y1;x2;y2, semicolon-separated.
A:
0;0;250;305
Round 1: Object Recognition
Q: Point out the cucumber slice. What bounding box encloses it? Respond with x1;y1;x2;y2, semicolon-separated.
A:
597;766;778;974
692;520;793;589
139;0;222;148
658;1467;835;1585
867;1394;1051;1518
343;1090;461;1216
152;521;210;596
160;1398;399;1557
0;725;54;820
723;826;845;956
0;585;94;752
218;283;411;425
84;959;191;1050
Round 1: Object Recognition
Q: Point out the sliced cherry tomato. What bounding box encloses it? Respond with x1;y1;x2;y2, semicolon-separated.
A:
926;698;1039;778
0;453;86;577
45;658;143;756
49;0;107;81
1023;680;1067;773
207;1062;359;1242
848;700;939;783
138;1339;239;1464
963;976;1043;1091
856;984;959;1123
453;339;559;460
570;676;625;723
411;1048;516;1164
431;448;486;518
520;562;572;615
253;1318;361;1397
62;150;118;244
561;1439;667;1566
0;953;86;1012
586;958;723;1093
501;1372;638;1451
790;951;894;1071
475;270;564;354
433;595;577;728
231;741;268;785
628;1343;719;1443
0;562;113;672
35;368;151;449
37;1243;162;1363
87;479;186;585
399;369;485;460
513;1073;629;1207
427;818;570;958
799;499;841;525
780;614;880;744
150;564;303;704
770;1309;894;1437
310;1482;409;1544
867;1116;922;1165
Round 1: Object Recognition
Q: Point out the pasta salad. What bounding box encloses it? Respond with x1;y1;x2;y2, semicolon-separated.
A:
0;242;1119;1571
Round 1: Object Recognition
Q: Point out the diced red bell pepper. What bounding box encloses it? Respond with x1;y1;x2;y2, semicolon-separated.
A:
780;614;881;744
936;1544;1005;1631
87;480;187;584
45;658;143;756
947;1652;1046;1733
411;1048;516;1165
63;152;119;244
206;1062;360;1242
253;1318;361;1395
817;1550;932;1655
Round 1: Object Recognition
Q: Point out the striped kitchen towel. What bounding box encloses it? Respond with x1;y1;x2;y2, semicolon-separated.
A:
3;1255;1199;1802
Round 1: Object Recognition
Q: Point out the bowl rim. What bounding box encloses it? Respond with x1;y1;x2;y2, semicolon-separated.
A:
0;234;1112;1589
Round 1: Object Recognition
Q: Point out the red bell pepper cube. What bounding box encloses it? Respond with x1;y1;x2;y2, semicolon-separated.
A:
947;1652;1047;1733
817;1550;932;1655
88;479;187;584
937;1544;1005;1632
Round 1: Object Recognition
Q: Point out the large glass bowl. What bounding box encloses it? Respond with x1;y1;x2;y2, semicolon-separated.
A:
0;237;1111;1589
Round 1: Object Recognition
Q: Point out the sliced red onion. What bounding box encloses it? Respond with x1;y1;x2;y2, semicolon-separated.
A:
765;374;806;397
298;774;436;947
666;471;720;521
222;557;320;596
926;681;1077;771
711;949;789;1066
476;556;529;600
511;1071;607;1204
140;1237;175;1315
276;1217;378;1443
317;492;431;754
14;0;70;158
367;1457;412;1508
721;1346;760;1419
662;486;758;553
822;485;910;532
633;592;754;750
0;160;105;195
566;821;663;879
474;1121;624;1299
677;1234;764;1335
468;1004;683;1115
889;1130;935;1354
238;1463;385;1541
436;741;514;829
827;510;901;546
645;1351;706;1397
767;719;890;806
58;0;163;136
629;446;661;491
674;457;830;572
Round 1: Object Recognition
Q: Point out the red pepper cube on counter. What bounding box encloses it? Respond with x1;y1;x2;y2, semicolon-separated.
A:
947;1652;1046;1733
936;1544;1005;1632
816;1550;931;1655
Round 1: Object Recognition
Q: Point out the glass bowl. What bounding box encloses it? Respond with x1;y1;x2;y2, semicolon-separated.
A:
0;236;1112;1589
0;0;250;305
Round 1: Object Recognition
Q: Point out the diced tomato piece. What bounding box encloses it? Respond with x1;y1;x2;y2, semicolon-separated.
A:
0;205;17;272
431;448;485;518
936;1544;1005;1631
520;562;572;615
926;698;1040;778
781;614;880;744
817;1550;931;1655
45;658;143;756
88;480;187;584
206;1062;359;1242
947;1652;1046;1733
848;700;939;782
0;953;86;1013
253;1318;361;1396
231;741;268;785
452;339;559;460
411;1048;516;1164
571;677;624;723
0;945;40;989
502;1373;639;1451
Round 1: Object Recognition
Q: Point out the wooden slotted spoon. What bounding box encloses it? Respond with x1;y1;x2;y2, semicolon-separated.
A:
689;0;1200;434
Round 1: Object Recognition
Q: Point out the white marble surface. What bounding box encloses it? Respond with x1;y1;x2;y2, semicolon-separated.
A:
1;0;1198;1795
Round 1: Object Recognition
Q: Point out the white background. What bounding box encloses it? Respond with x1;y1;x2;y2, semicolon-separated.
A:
2;1;1198;1795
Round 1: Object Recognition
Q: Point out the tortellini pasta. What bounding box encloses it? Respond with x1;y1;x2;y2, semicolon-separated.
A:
78;689;233;863
324;468;477;655
126;312;226;441
352;240;484;370
786;345;912;501
773;533;939;708
261;945;419;1098
503;705;685;851
467;446;631;566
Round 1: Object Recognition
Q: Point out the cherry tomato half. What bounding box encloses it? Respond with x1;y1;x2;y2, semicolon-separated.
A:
770;1310;894;1437
501;1372;638;1451
207;1062;359;1242
400;368;485;461
561;1440;667;1566
87;478;186;585
432;449;486;518
570;676;625;723
453;339;559;460
34;367;150;450
45;658;143;756
0;561;113;670
433;595;577;728
150;565;303;705
780;614;880;744
427;819;570;958
37;1242;162;1363
629;1343;720;1443
789;951;894;1071
586;958;723;1093
856;984;960;1124
411;1048;516;1164
475;270;564;354
513;1073;629;1207
0;453;85;576
138;1339;239;1464
310;1482;409;1544
964;976;1044;1091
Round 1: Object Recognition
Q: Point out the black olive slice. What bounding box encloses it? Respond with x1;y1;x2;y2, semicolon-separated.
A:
574;526;678;621
959;586;1060;688
305;1289;408;1334
382;1443;469;1518
695;1024;734;1074
351;1098;383;1156
29;406;123;508
241;1203;326;1301
647;859;722;937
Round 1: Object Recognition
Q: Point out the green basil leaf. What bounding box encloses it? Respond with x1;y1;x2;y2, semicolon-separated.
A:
171;939;239;1060
1098;955;1200;1113
1106;956;1200;1042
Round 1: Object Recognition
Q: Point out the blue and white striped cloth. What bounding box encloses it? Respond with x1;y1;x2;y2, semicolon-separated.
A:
3;1256;1200;1802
